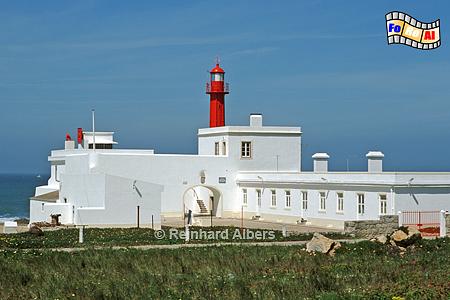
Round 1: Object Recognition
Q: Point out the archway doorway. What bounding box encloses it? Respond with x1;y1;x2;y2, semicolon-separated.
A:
182;185;222;218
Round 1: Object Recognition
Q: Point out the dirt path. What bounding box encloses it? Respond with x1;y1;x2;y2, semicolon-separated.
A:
23;239;365;253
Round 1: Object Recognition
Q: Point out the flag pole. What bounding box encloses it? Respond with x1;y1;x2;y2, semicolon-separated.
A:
92;109;96;151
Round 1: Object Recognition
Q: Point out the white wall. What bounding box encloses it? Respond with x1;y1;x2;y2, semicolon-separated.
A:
29;201;72;224
90;153;236;216
395;187;450;212
238;185;393;223
75;174;163;227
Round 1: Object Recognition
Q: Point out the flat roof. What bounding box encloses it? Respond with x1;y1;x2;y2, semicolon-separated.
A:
30;190;59;203
198;126;302;137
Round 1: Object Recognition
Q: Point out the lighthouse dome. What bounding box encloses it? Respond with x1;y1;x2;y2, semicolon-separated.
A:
210;64;225;73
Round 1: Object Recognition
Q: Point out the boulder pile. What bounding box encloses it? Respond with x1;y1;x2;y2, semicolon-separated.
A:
373;226;422;251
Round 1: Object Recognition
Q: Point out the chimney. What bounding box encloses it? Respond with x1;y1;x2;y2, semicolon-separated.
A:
250;113;263;127
312;153;330;173
65;140;75;150
366;151;384;173
77;128;84;149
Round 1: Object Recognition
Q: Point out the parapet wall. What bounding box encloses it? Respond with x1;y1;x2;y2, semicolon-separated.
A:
344;215;399;238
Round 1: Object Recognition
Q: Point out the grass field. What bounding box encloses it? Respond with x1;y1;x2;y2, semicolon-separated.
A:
0;238;449;299
0;227;351;249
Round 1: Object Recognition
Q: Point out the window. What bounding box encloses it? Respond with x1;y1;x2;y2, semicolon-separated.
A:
379;194;387;215
285;190;291;208
271;190;277;207
319;192;326;211
200;170;206;184
88;143;112;149
242;189;248;205
55;165;60;182
222;141;227;155
302;191;308;210
358;194;365;215
214;142;220;155
337;192;344;212
211;73;224;81
241;141;252;158
256;189;262;207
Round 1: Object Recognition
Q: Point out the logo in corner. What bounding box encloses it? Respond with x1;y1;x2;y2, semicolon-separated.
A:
386;11;441;50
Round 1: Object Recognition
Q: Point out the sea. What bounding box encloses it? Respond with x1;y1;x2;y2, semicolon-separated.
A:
0;174;49;222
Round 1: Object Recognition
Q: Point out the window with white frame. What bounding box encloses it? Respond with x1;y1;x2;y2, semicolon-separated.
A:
256;189;262;207
379;194;387;215
222;141;227;155
214;142;220;156
285;190;291;208
337;192;344;212
242;189;248;205
319;192;326;211
302;191;308;210
271;190;277;207
358;193;365;215
241;141;252;158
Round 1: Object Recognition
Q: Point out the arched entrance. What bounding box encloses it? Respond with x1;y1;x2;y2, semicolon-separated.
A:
182;185;222;218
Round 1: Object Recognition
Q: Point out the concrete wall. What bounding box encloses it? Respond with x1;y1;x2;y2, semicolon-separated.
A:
32;174;163;228
29;201;72;224
198;127;301;172
238;184;394;225
75;174;163;227
60;173;106;208
91;153;235;216
226;134;301;172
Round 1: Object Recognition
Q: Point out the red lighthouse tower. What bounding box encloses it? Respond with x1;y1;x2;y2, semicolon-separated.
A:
206;63;229;127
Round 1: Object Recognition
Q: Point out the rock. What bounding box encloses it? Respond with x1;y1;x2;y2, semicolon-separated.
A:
306;233;340;256
391;230;408;242
375;235;387;244
328;241;342;257
390;228;422;248
29;224;44;236
407;226;421;236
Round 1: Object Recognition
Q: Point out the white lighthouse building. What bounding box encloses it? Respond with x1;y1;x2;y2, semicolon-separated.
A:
30;63;450;229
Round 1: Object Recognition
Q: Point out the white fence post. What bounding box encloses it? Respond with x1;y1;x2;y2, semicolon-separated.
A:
439;210;446;238
398;211;402;227
185;225;190;242
78;226;84;244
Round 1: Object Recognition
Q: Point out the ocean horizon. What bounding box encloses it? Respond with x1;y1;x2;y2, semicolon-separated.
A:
0;174;49;222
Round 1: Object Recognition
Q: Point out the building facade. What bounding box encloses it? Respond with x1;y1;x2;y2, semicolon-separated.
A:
30;64;450;229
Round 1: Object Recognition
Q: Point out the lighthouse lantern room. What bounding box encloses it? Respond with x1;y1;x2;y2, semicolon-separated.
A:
206;63;229;127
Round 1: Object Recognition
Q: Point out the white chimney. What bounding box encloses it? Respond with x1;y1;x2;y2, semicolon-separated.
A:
250;114;263;127
366;151;384;173
65;140;75;150
312;153;330;173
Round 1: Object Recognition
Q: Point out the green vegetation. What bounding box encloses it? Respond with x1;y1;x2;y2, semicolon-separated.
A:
0;238;449;299
0;227;351;249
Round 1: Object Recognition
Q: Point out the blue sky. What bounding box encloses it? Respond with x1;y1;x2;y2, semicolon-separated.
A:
0;1;449;173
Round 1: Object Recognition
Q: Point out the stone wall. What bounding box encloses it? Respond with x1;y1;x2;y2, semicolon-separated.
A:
344;215;399;238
